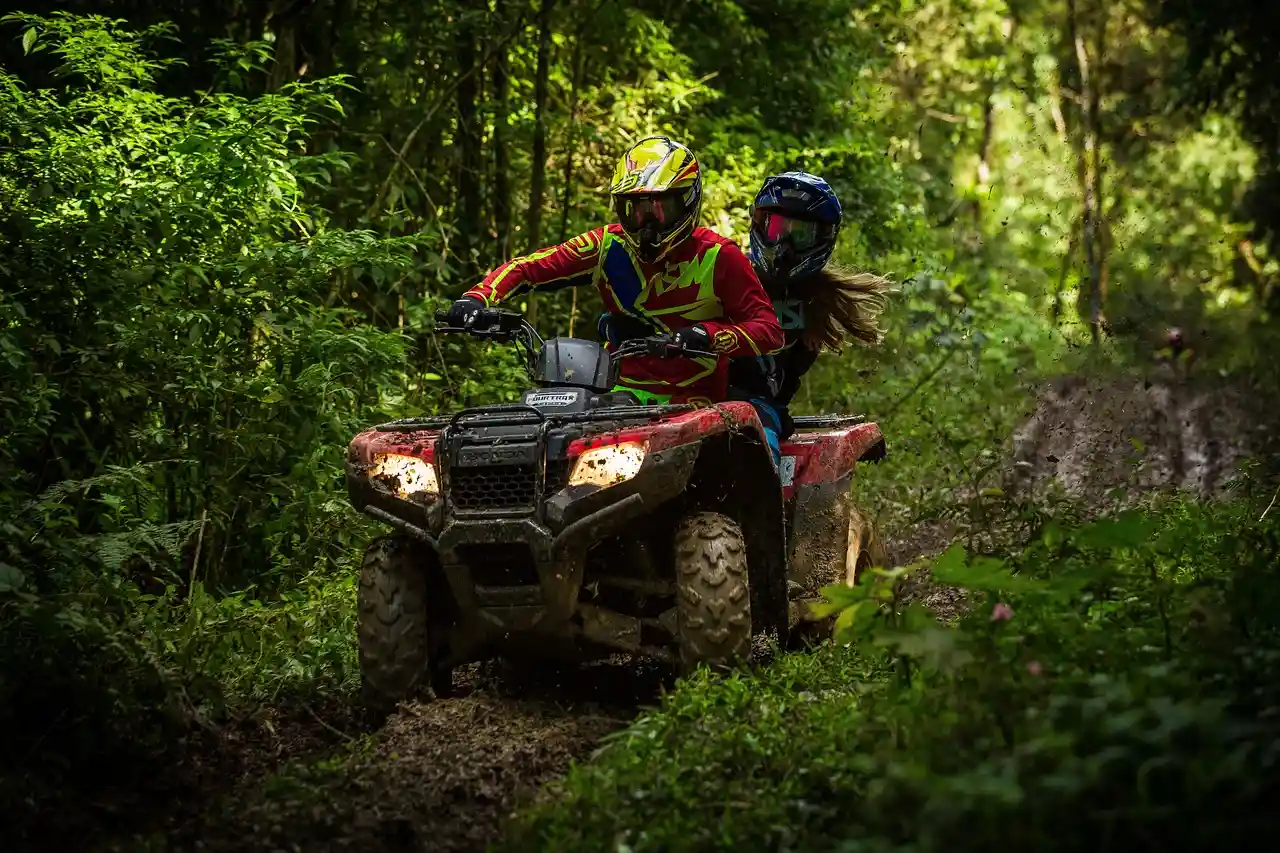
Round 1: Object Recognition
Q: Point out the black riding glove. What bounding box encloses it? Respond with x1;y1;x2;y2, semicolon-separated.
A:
672;324;711;353
446;295;485;328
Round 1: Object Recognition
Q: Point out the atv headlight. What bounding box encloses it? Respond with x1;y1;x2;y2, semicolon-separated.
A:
369;453;439;499
568;441;647;489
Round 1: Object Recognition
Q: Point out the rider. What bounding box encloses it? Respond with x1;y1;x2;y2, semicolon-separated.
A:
446;135;786;454
728;171;893;440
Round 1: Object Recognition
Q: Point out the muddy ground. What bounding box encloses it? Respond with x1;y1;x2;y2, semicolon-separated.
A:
49;369;1276;853
91;662;661;853
1006;369;1275;504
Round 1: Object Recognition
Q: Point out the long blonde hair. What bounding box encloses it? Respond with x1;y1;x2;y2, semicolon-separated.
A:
790;265;895;353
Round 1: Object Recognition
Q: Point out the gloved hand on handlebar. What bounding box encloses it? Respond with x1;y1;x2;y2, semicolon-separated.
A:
445;295;486;328
671;324;712;353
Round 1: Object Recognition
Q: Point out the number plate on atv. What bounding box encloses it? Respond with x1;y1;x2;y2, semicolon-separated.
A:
779;455;797;487
455;443;539;467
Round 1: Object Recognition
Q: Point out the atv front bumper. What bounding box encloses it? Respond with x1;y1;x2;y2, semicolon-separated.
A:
346;443;699;658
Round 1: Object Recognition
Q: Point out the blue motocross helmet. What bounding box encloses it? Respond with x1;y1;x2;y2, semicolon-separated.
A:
747;171;843;282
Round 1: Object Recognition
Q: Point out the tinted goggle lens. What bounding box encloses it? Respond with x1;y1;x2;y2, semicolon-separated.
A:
752;210;825;251
617;194;686;231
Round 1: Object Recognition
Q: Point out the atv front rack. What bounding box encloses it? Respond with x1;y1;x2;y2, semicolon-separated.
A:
375;408;867;433
375;403;696;432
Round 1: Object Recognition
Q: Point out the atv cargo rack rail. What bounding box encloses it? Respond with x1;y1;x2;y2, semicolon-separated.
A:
374;403;697;432
791;414;867;430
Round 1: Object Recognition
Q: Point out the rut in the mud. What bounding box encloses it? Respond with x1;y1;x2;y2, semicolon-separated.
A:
887;370;1276;624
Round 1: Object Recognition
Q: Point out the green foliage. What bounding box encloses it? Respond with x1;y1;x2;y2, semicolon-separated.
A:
509;492;1280;852
2;0;1280;847
0;14;408;834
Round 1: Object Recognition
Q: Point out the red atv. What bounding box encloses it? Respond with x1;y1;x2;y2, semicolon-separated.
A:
346;308;886;710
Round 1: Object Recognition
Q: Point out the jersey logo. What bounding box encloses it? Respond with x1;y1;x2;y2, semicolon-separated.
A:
568;231;599;257
712;328;739;354
655;245;721;297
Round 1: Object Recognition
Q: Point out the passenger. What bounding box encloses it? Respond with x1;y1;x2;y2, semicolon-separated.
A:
728;171;893;444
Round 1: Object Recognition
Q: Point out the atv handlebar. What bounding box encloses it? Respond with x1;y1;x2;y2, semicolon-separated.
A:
433;307;532;341
433;308;715;361
608;336;717;361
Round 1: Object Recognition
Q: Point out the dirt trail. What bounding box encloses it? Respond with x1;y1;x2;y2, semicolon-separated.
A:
138;661;664;853
1007;370;1274;503
884;369;1276;624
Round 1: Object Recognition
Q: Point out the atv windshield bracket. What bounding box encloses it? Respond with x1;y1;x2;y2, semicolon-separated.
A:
449;404;546;430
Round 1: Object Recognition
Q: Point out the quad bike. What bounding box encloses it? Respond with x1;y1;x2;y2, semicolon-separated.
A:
346;308;887;710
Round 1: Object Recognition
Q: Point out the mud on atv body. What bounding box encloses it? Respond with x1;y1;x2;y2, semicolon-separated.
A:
346;311;886;710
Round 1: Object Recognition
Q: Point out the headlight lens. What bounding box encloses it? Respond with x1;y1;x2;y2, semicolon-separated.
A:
369;453;439;499
567;441;647;489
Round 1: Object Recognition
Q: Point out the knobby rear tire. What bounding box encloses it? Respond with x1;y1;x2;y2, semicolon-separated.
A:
674;511;752;672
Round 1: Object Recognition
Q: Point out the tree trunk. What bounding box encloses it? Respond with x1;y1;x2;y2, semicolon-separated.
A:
1067;0;1106;345
559;8;597;243
456;14;484;283
493;41;513;266
524;0;556;327
1052;227;1080;325
1090;3;1109;339
264;0;313;91
973;87;995;232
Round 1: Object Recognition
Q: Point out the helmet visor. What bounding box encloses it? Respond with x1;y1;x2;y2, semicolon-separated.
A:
751;209;830;251
615;191;689;234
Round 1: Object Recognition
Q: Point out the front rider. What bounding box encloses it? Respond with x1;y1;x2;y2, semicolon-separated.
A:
445;135;785;455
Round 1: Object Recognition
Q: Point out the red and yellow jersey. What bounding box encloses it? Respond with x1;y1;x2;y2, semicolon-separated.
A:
465;225;784;402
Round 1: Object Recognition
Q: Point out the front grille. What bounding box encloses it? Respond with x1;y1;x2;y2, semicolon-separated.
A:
451;464;538;511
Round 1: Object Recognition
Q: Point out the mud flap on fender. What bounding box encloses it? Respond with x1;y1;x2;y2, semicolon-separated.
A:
787;472;855;600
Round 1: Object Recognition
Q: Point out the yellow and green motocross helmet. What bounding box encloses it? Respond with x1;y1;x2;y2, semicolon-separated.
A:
609;135;703;263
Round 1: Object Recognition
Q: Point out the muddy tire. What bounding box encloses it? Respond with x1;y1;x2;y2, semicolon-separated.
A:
790;505;887;650
674;512;752;672
358;535;436;713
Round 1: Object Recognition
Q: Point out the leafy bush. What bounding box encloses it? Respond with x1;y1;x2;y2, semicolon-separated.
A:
0;13;415;836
